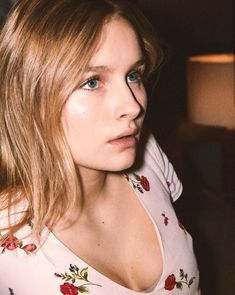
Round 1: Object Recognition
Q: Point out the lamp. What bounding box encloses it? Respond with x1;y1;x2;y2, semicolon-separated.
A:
187;53;235;130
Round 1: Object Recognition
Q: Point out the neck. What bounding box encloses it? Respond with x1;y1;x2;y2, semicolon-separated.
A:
77;166;108;208
54;167;110;230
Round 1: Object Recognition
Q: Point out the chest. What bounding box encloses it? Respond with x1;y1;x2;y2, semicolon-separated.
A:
53;185;164;292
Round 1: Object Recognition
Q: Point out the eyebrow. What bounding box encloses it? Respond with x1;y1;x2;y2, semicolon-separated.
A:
84;58;146;73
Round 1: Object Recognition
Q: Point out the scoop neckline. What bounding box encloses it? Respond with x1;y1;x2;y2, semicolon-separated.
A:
46;172;165;294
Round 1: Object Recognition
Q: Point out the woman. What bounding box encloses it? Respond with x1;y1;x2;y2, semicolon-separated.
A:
0;0;200;294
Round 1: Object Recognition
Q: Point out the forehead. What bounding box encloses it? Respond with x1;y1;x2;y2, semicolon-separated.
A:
88;17;143;68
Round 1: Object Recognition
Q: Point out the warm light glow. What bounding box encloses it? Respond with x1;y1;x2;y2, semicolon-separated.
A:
189;53;234;63
187;53;235;129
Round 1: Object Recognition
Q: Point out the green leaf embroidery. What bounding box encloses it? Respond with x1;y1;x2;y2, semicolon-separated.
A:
80;267;88;280
189;277;196;287
179;269;184;280
176;282;183;290
133;173;141;181
55;264;102;293
78;285;89;293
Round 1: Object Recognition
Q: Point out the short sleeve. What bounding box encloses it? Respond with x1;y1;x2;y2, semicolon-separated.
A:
145;133;183;202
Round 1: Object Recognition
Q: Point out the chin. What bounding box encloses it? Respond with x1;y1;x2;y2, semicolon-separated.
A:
107;152;136;172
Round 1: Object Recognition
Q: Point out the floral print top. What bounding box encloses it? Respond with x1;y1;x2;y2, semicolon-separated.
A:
0;132;200;294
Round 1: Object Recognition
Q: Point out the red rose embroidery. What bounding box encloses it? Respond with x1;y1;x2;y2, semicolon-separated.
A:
60;282;78;295
164;270;196;291
2;236;19;250
22;243;37;252
164;274;176;291
140;176;150;191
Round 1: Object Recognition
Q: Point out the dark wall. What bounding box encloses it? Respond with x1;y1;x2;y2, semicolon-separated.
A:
0;0;11;27
136;0;234;146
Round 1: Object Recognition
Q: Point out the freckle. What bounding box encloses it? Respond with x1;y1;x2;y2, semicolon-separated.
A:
97;243;100;247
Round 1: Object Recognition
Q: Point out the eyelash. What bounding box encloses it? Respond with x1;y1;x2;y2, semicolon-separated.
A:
127;68;144;84
80;67;145;92
80;75;100;92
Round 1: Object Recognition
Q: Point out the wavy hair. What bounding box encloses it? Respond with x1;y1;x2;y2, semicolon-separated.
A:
0;0;162;241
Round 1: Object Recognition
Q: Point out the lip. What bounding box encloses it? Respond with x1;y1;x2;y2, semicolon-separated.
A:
111;128;139;141
108;129;139;148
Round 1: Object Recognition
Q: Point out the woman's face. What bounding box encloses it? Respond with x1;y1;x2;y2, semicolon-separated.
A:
61;17;147;172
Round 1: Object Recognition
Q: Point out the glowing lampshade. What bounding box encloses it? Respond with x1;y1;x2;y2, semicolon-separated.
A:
187;53;235;129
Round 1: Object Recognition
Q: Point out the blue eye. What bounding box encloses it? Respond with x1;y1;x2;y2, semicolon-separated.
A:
127;71;142;83
81;77;100;91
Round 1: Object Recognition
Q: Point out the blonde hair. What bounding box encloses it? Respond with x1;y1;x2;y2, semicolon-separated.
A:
0;0;162;241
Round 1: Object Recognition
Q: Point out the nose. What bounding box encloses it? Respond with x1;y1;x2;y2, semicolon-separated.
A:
114;82;145;121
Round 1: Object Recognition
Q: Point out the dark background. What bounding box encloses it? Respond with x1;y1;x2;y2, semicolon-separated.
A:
1;1;235;294
136;0;234;143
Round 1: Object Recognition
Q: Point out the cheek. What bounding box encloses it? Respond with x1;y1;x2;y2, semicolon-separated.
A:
61;105;84;149
61;94;96;133
135;85;147;112
61;99;102;162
